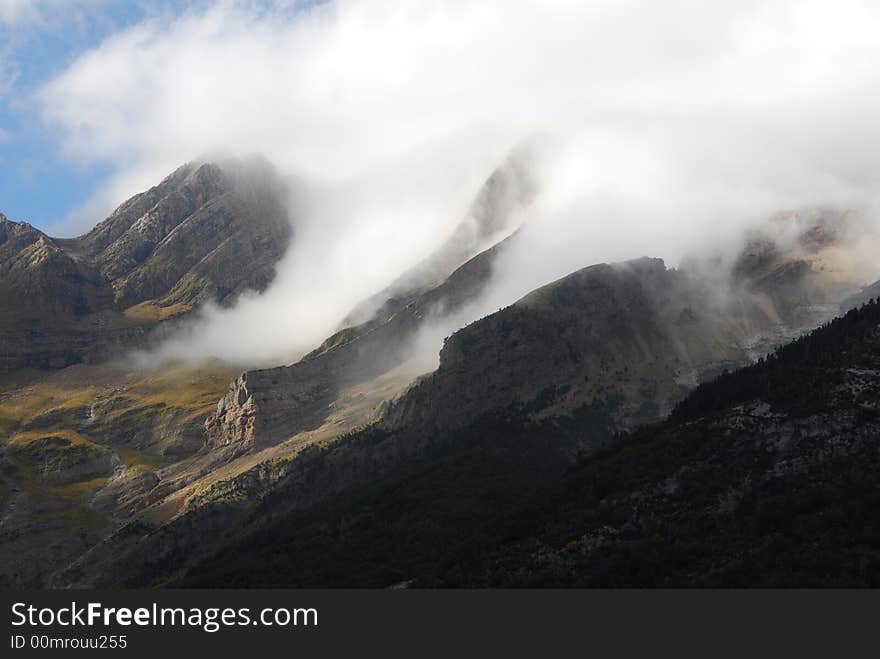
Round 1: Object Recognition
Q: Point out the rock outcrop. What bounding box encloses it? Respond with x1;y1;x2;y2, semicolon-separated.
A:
204;152;536;451
0;158;292;373
58;243;871;587
342;147;537;327
207;208;866;453
378;252;837;438
205;237;507;449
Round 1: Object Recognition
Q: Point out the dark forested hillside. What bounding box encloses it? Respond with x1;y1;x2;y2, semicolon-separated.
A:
178;300;880;587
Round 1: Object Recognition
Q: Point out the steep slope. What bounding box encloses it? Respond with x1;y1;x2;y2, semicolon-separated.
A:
53;254;867;587
4;187;872;587
381;240;855;438
1;155;527;588
381;258;735;438
205;237;508;450
203;151;537;452
459;297;880;586
342;148;536;328
206;208;863;454
178;298;880;588
0;360;236;588
0;159;292;372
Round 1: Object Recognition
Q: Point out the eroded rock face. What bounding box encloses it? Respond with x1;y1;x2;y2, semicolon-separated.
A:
212;246;864;502
381;247;861;438
48;257;874;588
204;237;507;450
0;158;292;373
342;148;537;328
92;468;161;518
382;259;714;436
206;208;870;454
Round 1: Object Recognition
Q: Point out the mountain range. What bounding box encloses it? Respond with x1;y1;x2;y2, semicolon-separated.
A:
1;159;878;588
0;159;291;373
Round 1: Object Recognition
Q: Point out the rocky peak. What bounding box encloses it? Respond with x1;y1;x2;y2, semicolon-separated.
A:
205;235;513;451
343;149;537;327
0;158;293;372
380;243;863;440
79;162;227;259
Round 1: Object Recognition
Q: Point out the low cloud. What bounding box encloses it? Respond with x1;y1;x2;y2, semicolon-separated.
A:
38;0;880;366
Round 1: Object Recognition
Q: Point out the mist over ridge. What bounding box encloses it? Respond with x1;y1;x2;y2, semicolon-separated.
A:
34;0;880;366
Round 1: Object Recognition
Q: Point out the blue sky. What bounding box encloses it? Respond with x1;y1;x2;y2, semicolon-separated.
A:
0;1;223;234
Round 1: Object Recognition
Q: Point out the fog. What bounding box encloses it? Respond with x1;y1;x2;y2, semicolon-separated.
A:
38;0;880;366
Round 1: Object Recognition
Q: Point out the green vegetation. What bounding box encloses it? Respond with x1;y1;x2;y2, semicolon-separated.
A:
50;477;110;499
9;428;101;449
123;300;193;322
0;386;98;437
0;361;233;551
113;446;163;470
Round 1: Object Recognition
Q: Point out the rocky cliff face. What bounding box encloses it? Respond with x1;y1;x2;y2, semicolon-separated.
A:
204;154;531;452
342;148;536;328
0;159;292;373
461;301;880;586
205;237;507;450
193;299;880;588
206;208;864;454
4;177;875;588
55;255;873;588
380;240;859;439
381;258;718;436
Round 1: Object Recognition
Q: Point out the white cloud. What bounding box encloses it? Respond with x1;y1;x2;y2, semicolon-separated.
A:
37;0;880;365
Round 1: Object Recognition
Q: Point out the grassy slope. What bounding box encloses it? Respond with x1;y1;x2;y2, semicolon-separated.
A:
0;360;234;538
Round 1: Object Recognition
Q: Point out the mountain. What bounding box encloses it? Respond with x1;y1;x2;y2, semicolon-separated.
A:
341;148;536;327
204;152;537;453
0;159;291;372
0;159;874;590
176;297;880;588
205;237;509;451
208;209;861;455
48;241;870;588
0;156;532;588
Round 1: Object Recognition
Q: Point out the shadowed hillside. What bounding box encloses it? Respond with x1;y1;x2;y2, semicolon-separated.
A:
178;298;880;587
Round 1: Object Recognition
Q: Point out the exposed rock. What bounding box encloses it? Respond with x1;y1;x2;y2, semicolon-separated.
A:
205;236;508;450
207;207;867;453
342;147;537;327
0;158;292;373
56;246;868;587
380;250;855;438
93;467;161;518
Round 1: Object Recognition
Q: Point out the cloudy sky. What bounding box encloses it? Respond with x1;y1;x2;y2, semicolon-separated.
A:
3;0;880;364
3;0;880;237
0;1;314;232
